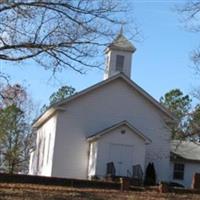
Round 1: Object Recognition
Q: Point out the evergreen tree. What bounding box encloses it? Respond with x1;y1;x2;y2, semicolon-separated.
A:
0;84;33;174
144;162;156;186
160;89;192;139
188;104;200;140
41;85;76;113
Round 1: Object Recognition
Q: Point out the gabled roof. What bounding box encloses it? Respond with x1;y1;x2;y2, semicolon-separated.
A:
171;140;200;162
86;120;151;144
33;73;176;128
106;33;136;53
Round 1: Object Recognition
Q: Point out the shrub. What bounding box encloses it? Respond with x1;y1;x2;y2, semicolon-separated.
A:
144;162;156;186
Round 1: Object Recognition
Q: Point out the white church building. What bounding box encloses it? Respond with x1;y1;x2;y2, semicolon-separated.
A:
29;31;176;184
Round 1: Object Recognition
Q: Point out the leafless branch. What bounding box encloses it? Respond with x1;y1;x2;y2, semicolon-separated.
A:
176;1;200;69
0;0;137;74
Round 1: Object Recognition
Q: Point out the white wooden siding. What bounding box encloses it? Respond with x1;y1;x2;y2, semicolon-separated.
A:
29;114;57;176
170;161;200;188
95;125;145;177
51;78;171;181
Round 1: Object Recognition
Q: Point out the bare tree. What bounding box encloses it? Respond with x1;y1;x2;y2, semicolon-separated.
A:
176;1;200;73
0;0;137;74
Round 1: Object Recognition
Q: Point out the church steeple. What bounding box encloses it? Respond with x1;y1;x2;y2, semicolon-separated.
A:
119;25;123;35
103;29;136;80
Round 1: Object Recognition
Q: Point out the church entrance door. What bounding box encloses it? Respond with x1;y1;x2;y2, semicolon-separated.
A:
109;143;134;176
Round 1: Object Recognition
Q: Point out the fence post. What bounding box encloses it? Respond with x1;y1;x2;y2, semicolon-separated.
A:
159;182;169;193
192;173;200;189
120;178;130;191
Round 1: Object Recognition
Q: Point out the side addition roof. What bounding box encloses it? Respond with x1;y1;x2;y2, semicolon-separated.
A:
171;140;200;162
86;120;151;144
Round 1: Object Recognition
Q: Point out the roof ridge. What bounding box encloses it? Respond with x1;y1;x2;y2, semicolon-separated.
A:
33;73;176;128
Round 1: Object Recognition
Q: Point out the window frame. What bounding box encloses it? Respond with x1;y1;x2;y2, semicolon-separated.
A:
46;134;51;164
116;55;125;72
173;163;185;180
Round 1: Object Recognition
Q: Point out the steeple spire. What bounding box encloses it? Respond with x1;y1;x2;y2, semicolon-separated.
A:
119;25;123;35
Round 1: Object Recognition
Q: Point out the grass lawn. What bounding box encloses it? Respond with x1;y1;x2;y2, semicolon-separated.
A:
0;183;200;200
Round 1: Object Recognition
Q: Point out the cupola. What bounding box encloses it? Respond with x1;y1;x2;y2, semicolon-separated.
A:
104;28;136;80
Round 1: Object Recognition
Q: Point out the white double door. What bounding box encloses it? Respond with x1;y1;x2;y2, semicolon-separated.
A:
109;143;134;176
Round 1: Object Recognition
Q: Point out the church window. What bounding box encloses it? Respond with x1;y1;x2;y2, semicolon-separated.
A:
116;55;124;72
42;137;45;166
46;134;51;164
173;163;184;180
37;139;42;171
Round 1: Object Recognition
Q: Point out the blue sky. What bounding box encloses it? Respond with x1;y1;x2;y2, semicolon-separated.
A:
1;1;199;109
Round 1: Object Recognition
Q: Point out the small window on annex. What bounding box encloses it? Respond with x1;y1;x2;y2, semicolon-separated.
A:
116;55;124;72
173;163;184;180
